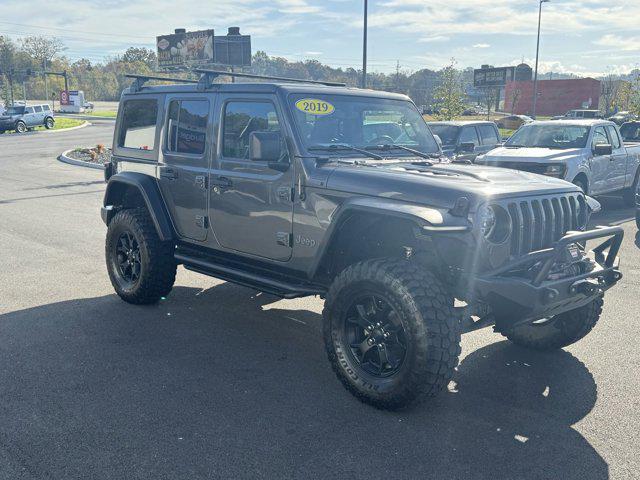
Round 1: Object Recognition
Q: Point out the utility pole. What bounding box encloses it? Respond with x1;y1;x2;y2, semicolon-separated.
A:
395;60;400;92
532;0;549;118
362;0;368;89
43;58;49;108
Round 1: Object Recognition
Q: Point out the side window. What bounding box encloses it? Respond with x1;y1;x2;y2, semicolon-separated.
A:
118;99;158;150
592;127;609;148
165;99;209;155
459;127;479;146
605;126;621;149
478;125;499;145
223;101;280;159
25;107;34;114
34;105;43;113
43;104;51;112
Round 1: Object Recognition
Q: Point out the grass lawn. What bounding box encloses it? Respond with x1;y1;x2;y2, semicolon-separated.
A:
87;110;117;118
0;117;85;134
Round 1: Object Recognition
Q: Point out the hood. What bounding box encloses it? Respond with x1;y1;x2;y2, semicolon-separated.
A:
323;158;579;210
480;146;584;163
0;115;16;121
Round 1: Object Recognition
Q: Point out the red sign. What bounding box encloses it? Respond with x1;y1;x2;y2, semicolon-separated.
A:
60;90;70;105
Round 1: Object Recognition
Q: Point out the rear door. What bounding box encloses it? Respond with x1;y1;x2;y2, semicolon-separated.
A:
208;94;294;261
33;105;45;125
158;95;212;242
23;107;36;126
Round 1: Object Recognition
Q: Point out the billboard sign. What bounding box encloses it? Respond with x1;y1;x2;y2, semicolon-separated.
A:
473;67;515;87
214;35;252;66
157;29;214;68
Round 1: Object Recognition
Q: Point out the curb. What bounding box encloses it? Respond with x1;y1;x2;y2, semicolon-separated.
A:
58;148;105;170
43;121;91;134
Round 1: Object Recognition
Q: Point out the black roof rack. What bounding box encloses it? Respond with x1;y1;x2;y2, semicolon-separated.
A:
193;68;346;88
125;74;199;92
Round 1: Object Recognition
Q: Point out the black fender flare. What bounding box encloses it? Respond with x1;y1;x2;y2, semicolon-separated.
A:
308;197;469;279
102;172;175;241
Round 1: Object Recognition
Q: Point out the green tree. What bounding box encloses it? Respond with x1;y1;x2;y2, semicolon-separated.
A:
433;60;466;120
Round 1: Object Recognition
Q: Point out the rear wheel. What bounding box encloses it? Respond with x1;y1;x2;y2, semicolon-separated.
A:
15;121;26;134
503;297;603;351
106;208;177;305
44;117;54;129
323;259;460;410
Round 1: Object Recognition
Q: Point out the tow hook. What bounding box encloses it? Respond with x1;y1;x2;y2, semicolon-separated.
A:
569;279;602;296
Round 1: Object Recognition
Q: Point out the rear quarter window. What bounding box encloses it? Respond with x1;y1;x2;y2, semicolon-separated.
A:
34;105;43;113
118;99;159;151
478;125;499;145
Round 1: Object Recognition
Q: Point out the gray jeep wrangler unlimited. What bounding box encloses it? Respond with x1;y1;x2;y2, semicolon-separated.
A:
102;71;623;409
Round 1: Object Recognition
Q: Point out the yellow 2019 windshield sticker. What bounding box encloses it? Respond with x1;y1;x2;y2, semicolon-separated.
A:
295;98;335;115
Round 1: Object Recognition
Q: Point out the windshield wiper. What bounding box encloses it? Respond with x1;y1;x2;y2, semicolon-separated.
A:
366;143;440;161
308;143;384;160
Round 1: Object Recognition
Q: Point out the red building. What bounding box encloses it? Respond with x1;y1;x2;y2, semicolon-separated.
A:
504;78;601;116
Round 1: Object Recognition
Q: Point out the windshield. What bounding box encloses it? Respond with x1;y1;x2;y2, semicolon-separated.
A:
5;106;25;115
289;94;440;156
505;124;590;149
428;125;459;145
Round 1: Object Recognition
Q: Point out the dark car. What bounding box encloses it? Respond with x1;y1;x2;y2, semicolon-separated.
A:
496;114;533;130
608;111;637;126
0;104;55;133
427;121;501;161
620;121;640;142
101;71;623;410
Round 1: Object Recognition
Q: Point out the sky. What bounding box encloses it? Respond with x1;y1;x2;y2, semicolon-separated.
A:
0;0;638;77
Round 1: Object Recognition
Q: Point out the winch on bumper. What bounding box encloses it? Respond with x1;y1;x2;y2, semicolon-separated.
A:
471;225;623;332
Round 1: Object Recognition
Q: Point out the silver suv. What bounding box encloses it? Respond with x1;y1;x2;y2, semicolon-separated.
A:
0;104;55;133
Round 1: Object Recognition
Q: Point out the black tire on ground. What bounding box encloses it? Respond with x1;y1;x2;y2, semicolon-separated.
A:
636;209;640;230
503;296;603;351
573;178;588;194
105;208;176;305
15;121;26;134
622;172;640;207
44;117;54;129
322;259;461;410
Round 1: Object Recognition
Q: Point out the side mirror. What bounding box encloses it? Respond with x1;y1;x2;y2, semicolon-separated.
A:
593;143;612;156
249;131;284;162
457;142;475;153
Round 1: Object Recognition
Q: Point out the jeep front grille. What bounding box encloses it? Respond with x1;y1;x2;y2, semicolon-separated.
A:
505;193;587;257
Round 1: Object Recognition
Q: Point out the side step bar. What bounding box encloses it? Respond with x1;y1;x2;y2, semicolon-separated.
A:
174;252;325;299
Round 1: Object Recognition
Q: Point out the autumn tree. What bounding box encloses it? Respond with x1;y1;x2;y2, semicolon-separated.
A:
433;60;466;120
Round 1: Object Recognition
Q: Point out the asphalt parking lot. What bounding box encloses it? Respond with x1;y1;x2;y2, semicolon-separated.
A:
1;123;639;479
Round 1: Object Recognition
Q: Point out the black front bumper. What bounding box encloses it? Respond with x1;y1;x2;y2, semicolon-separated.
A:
472;226;623;329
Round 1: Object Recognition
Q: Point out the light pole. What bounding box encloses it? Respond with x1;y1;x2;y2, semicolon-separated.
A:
362;0;368;89
532;0;549;118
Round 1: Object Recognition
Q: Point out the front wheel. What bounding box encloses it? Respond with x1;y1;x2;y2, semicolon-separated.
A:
323;259;460;410
503;297;603;351
44;117;54;129
106;208;177;305
15;121;27;134
635;209;640;230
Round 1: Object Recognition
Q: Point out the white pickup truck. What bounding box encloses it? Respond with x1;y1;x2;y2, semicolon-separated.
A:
476;120;640;205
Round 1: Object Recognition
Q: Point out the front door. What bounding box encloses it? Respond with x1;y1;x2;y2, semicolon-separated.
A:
158;95;212;242
590;126;612;195
208;95;294;261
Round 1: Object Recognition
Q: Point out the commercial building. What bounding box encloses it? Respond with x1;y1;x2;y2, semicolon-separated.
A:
504;77;601;117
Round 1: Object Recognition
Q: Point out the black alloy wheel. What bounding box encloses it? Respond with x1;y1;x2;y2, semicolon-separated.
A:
114;231;142;288
343;293;408;378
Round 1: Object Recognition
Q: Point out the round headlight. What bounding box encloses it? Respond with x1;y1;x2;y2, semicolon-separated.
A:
478;204;511;244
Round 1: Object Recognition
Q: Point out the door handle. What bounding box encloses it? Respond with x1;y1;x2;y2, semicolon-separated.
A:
210;176;233;188
160;168;178;180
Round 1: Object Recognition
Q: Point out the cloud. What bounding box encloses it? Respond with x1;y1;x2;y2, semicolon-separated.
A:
472;43;490;48
419;36;449;43
593;34;640;52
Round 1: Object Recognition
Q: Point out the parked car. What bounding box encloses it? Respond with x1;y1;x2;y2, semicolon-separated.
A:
496;114;533;130
427;121;501;161
475;120;640;204
0;104;55;133
552;109;602;120
101;73;623;409
608;111;637;125
620;121;640;142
